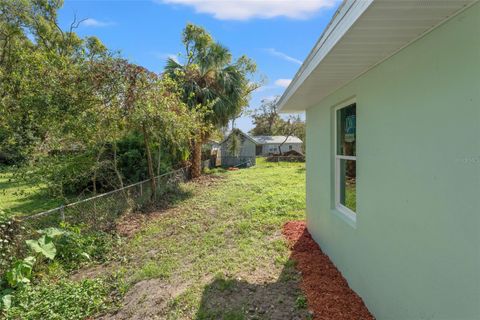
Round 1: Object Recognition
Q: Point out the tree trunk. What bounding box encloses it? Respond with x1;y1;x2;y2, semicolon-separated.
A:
113;140;124;189
278;135;290;156
92;145;105;195
191;138;202;178
142;123;156;200
156;141;162;176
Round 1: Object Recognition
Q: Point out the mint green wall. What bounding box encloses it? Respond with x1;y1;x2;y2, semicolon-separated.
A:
306;4;480;319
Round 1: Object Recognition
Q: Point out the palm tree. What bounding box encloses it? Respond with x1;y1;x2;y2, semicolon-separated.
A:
164;24;256;178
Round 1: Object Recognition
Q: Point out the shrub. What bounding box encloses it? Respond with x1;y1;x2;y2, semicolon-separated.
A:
54;223;115;271
0;210;21;276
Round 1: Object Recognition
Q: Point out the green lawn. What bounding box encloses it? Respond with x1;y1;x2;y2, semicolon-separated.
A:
0;167;62;218
101;158;308;319
3;159;309;319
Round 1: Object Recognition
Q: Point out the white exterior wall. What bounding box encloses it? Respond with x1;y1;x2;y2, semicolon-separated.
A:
260;143;303;155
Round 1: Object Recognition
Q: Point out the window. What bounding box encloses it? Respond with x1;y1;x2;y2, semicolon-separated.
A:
289;145;293;150
335;102;356;220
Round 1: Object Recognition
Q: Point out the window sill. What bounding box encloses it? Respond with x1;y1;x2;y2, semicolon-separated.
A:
332;205;357;229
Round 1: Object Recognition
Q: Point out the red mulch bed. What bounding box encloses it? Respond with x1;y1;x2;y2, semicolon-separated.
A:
283;221;374;320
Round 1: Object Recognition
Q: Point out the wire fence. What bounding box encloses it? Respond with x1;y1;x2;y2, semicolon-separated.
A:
1;166;190;275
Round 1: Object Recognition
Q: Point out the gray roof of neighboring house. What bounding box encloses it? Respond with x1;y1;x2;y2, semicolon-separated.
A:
252;136;303;145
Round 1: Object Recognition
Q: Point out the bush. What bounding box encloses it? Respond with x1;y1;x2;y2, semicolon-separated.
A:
0;210;21;276
54;223;116;271
4;279;115;320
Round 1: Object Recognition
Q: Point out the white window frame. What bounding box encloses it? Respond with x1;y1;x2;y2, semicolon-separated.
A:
334;99;357;223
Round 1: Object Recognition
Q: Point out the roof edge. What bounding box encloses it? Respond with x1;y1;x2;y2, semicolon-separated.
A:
220;129;258;145
277;0;373;112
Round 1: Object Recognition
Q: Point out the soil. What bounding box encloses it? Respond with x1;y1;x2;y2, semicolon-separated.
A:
70;264;114;282
283;221;374;320
196;268;310;320
96;248;310;320
97;278;191;320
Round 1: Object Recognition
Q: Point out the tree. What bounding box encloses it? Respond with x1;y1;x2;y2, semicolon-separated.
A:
249;97;306;154
164;24;257;178
276;116;305;155
250;97;282;136
120;63;196;199
0;0;114;163
0;0;198;201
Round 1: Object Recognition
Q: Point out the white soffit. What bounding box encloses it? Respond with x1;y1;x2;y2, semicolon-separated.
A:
278;0;476;112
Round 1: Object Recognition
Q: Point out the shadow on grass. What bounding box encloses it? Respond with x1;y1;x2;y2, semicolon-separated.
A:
194;224;373;320
146;184;195;213
195;262;308;320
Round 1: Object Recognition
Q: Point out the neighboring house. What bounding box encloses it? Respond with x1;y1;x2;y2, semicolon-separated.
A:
219;129;257;167
278;1;479;320
252;136;303;156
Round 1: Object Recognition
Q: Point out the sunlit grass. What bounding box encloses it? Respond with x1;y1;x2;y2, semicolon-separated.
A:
0;166;62;217
119;158;306;318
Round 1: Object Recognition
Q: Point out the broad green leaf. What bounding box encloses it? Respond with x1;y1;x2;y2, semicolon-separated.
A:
26;235;56;260
5;257;35;288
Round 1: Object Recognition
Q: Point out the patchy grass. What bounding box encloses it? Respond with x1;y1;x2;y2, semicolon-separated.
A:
101;158;307;319
0;166;61;218
2;158;307;319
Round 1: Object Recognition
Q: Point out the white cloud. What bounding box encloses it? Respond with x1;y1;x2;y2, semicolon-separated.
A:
159;0;337;20
81;18;115;27
166;54;180;63
265;48;302;65
254;84;275;92
275;78;292;88
153;52;180;63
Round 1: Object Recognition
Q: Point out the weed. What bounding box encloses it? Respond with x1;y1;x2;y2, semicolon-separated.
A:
295;295;308;309
4;279;118;320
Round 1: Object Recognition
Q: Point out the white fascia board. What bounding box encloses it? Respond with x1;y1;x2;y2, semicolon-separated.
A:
277;0;373;112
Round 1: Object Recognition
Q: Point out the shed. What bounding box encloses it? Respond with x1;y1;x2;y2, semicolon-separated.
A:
278;1;479;319
219;129;257;167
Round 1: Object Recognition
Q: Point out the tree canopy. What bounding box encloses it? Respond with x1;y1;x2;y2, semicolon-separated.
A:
250;96;305;146
164;23;258;177
0;0;200;200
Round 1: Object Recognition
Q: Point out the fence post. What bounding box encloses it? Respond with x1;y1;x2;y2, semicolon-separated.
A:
60;205;65;222
140;182;143;197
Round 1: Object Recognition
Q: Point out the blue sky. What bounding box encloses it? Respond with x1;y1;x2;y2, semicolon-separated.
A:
58;0;340;132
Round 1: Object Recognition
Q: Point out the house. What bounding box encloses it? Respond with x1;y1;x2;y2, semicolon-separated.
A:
219;129;257;167
278;1;479;319
252;136;303;156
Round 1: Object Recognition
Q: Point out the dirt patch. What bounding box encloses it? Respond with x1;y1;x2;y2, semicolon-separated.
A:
191;173;226;187
70;264;115;282
98;278;190;320
197;268;310;320
115;213;148;238
283;221;374;320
